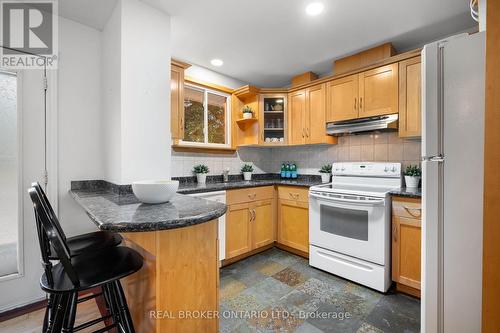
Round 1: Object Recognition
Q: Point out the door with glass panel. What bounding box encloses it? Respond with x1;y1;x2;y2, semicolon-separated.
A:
0;67;47;311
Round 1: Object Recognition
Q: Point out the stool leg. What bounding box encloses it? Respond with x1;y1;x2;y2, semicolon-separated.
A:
103;283;121;333
61;292;78;333
43;293;55;332
113;280;135;333
49;294;68;333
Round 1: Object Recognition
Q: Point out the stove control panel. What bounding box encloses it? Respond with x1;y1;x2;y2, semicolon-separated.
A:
332;162;401;177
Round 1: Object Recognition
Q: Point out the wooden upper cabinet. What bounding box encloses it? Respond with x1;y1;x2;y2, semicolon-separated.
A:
399;57;422;137
288;90;306;145
171;60;190;141
306;84;329;144
358;63;399;118
326;74;359;122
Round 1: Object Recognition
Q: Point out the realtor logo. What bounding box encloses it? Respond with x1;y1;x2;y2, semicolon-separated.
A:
0;0;58;69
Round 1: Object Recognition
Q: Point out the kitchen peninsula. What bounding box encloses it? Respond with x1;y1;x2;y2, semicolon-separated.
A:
70;180;227;333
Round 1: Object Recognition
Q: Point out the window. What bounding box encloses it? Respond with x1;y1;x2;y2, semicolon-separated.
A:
182;84;231;147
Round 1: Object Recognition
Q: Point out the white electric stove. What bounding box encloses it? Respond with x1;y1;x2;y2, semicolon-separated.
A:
308;162;402;292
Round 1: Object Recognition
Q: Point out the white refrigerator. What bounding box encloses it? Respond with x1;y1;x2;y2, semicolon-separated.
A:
422;32;485;333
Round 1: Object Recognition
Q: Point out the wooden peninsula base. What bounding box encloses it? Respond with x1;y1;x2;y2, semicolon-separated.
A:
121;219;219;332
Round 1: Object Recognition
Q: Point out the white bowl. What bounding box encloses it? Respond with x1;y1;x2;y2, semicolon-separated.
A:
132;180;179;204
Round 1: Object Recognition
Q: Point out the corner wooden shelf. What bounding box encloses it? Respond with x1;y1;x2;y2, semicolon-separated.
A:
236;118;258;127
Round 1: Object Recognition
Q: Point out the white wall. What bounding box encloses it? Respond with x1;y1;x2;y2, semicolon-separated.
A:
101;0;172;184
185;64;246;89
101;1;122;184
120;0;171;183
57;17;104;236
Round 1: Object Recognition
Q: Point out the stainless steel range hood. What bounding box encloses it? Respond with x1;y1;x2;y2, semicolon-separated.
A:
326;114;398;136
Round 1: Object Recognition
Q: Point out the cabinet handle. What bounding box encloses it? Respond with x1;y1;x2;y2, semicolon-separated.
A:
393;224;398;242
249;209;255;221
403;206;422;218
248;193;257;199
302;128;305;138
360;97;363;110
289;192;300;200
354;98;357;110
252;209;256;221
261;131;264;141
306;128;309;138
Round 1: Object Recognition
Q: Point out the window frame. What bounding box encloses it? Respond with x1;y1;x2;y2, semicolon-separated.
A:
180;83;232;148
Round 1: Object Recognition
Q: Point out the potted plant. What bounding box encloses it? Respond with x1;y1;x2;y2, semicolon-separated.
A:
242;106;253;119
241;164;254;181
319;164;332;183
404;165;421;188
193;164;209;184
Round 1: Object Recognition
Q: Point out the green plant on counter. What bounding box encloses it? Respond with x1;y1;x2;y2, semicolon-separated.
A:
193;164;209;174
404;165;421;177
241;164;254;173
242;105;253;114
319;164;332;174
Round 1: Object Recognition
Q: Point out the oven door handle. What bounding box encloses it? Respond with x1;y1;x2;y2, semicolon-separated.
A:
309;192;386;206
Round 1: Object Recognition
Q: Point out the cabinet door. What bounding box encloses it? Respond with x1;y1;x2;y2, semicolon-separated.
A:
358;63;399;118
399;58;422;137
277;199;309;253
171;65;185;140
326;74;359;122
226;203;251;259
392;216;421;290
251;199;275;249
306;84;328;144
288;90;306;145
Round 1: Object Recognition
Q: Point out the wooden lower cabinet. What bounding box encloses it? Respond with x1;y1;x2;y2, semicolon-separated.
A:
252;199;275;248
277;199;309;254
226;203;252;259
392;196;422;297
225;187;276;261
276;186;309;256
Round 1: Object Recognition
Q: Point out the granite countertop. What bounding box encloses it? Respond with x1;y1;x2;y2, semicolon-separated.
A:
390;187;422;199
177;177;323;194
70;183;227;232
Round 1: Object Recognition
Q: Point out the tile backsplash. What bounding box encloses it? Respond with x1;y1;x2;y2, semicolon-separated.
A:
170;132;421;177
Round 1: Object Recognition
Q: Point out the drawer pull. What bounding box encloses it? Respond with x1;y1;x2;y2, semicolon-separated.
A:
248;193;257;199
403;206;421;218
289;192;300;200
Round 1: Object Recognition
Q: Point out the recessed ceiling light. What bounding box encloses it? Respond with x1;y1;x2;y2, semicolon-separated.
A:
306;2;324;16
211;59;224;66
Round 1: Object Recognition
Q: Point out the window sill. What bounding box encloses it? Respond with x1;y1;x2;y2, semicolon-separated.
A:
172;144;236;154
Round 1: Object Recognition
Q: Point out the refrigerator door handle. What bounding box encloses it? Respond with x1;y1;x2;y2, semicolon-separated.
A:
422;155;445;162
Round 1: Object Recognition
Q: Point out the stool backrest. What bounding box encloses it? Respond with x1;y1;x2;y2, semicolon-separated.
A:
28;187;80;287
31;182;67;241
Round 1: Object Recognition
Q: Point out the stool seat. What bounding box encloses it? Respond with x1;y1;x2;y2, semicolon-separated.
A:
49;231;123;259
41;246;143;294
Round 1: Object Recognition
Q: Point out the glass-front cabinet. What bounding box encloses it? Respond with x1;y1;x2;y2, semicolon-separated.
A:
259;94;287;145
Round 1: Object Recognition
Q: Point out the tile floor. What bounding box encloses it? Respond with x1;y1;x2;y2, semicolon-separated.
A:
220;248;420;333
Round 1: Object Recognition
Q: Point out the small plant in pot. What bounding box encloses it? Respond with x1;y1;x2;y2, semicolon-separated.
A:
404;165;421;188
242;106;253;119
193;164;209;184
241;164;254;181
319;164;332;183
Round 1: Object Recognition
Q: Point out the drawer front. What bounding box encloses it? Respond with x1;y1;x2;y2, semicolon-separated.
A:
226;186;274;205
392;197;422;219
277;186;309;203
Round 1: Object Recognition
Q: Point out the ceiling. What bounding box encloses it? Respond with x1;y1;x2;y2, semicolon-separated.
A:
60;0;476;87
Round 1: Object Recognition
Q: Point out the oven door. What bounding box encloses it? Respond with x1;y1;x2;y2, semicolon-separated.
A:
309;191;389;265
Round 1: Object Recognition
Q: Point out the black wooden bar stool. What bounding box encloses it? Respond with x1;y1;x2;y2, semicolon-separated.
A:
32;182;124;330
32;182;123;258
29;186;143;333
